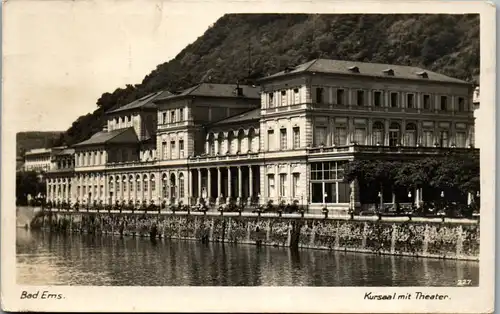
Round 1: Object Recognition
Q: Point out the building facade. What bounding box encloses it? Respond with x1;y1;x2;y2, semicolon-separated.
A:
44;59;477;213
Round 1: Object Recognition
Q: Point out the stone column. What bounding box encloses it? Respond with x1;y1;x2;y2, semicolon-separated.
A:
288;164;293;203
237;166;243;204
228;167;232;201
66;180;70;202
216;167;222;205
248;166;254;204
188;169;193;205
384;119;390;146
350;179;361;212
207;168;212;203
198;169;202;204
148;175;152;202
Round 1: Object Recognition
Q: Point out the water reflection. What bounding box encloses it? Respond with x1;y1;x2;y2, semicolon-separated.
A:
16;229;479;286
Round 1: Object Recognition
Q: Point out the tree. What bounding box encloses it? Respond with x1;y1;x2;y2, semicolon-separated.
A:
16;171;46;205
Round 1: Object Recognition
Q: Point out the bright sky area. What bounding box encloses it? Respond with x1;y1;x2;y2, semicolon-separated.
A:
4;0;223;132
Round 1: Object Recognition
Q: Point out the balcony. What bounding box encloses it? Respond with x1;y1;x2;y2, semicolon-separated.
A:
157;121;190;130
105;160;158;169
307;144;478;157
188;152;260;164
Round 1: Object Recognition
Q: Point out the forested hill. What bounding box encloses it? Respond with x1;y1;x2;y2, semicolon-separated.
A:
17;131;62;157
55;14;479;147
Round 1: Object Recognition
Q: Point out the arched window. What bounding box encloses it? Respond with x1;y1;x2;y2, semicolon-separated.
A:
389;122;401;147
217;133;224;155
179;173;185;198
109;176;114;191
129;175;134;194
151;174;156;192
162;173;168;199
122;175;127;194
372;122;385;145
237;129;245;153
405;123;417;146
136;175;141;193
115;176;120;198
248;128;255;152
208;133;215;155
170;173;176;199
143;174;149;193
227;131;235;154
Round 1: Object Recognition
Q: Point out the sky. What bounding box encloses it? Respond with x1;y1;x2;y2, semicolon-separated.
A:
4;0;223;132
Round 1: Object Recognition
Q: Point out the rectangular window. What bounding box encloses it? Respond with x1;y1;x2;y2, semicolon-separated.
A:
407;94;415;109
170;141;176;159
267;130;275;151
279;174;287;197
281;90;287;106
423;94;431;110
458;97;465;111
293;127;300;149
179;180;185;198
280;129;287;150
440;130;449;147
334;127;347;146
336;89;345;105
162;112;167;124
373;91;382;107
440;96;448;111
268;93;274;107
179;108;184;121
171;111;175;123
268;174;275;198
310;162;349;204
423;131;433;147
456;132;466;147
292;173;300;197
405;130;417;146
316;87;324;104
314;126;327;146
354;128;366;145
293;88;300;104
179;140;184;158
162;142;167;160
357;90;365;106
390;92;399;108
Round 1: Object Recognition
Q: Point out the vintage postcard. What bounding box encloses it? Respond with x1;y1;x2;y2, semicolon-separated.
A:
1;0;496;312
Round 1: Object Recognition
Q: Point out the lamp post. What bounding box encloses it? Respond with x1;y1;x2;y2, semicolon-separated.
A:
440;190;445;222
378;191;383;212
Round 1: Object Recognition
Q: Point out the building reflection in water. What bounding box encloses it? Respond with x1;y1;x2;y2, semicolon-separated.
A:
17;229;479;287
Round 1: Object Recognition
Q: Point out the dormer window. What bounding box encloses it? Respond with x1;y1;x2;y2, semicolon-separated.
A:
348;66;359;73
383;68;394;76
416;71;429;79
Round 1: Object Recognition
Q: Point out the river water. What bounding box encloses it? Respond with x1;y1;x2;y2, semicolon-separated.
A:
16;229;479;286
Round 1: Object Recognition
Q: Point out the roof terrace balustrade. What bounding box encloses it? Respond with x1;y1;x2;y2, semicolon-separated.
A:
307;144;478;156
188;151;259;163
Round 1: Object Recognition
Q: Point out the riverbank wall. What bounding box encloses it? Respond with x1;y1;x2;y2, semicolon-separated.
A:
27;209;479;261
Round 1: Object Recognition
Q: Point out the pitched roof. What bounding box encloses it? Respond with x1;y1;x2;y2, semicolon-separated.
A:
106;90;172;114
259;59;469;84
211;108;261;126
55;148;75;156
73;127;139;147
155;83;260;101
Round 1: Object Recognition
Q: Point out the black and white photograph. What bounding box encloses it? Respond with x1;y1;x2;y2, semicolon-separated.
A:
2;1;495;313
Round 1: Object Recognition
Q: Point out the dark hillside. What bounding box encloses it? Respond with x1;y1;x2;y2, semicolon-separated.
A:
54;14;479;147
17;131;62;157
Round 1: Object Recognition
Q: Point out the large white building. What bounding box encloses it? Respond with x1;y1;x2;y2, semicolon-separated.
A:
45;59;477;213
